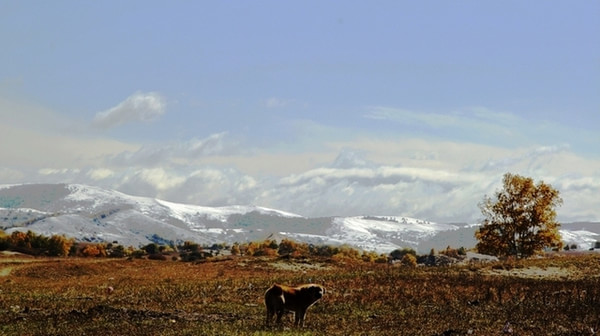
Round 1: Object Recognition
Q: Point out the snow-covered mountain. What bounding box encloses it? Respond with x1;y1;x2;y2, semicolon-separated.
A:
0;184;598;253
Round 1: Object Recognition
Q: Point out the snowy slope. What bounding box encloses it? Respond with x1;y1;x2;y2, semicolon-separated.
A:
0;183;599;253
326;216;460;252
0;184;305;247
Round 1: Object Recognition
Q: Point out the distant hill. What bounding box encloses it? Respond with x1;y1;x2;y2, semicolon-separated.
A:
1;184;598;253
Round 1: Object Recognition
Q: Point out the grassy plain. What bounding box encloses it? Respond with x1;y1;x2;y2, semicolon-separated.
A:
1;253;599;336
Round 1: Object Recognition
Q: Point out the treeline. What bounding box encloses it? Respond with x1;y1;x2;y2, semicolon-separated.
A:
0;230;73;257
0;230;141;258
0;229;467;265
230;239;390;263
0;230;391;262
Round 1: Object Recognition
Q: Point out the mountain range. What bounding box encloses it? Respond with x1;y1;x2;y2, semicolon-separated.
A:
1;183;598;254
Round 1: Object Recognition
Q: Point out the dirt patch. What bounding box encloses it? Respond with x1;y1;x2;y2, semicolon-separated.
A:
267;260;330;272
484;266;580;279
0;266;14;277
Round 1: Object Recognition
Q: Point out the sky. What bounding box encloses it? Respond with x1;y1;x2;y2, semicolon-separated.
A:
1;1;599;223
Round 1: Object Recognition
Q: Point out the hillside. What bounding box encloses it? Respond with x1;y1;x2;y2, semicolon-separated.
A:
1;183;598;253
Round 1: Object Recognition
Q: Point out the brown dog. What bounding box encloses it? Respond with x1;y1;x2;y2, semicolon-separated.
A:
265;283;325;327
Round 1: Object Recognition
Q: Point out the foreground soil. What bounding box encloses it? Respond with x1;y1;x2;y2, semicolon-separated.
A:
1;253;599;335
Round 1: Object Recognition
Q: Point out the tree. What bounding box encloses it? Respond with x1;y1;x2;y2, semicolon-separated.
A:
475;173;563;258
143;243;159;255
47;235;73;257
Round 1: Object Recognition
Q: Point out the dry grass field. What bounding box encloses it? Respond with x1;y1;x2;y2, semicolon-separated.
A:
1;253;599;335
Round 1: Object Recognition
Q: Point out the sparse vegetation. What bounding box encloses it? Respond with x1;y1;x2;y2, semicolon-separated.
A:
1;208;599;335
0;251;599;335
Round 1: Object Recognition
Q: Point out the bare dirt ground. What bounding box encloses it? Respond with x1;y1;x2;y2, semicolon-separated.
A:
484;266;579;279
0;251;41;277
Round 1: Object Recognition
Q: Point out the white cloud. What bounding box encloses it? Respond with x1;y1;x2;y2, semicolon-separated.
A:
93;91;166;129
269;161;490;221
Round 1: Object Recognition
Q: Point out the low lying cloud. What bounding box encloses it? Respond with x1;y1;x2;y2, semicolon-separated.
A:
13;143;600;223
93;91;166;129
262;158;493;221
87;168;115;181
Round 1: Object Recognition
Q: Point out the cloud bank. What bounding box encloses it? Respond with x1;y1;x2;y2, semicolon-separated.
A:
1;93;598;224
13;134;599;223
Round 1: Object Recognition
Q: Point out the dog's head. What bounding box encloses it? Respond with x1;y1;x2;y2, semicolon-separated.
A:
307;284;324;300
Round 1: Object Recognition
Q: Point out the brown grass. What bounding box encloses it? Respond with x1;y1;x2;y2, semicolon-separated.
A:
1;254;599;335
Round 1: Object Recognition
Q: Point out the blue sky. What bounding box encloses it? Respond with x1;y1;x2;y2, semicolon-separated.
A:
1;1;599;222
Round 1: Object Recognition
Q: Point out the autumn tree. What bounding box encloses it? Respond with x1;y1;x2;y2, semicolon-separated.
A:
46;235;74;257
475;173;563;258
81;244;107;257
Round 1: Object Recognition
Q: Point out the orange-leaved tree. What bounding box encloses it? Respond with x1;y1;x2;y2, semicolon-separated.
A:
475;173;563;258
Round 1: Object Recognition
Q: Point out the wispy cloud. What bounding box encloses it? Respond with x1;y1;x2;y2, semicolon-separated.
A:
106;132;237;167
364;106;522;144
93;91;166;129
364;107;460;128
363;106;598;159
265;97;292;108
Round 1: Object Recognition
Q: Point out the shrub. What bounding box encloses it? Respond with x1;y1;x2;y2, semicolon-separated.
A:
401;254;417;267
81;244;107;257
180;241;200;252
278;239;297;256
390;247;416;260
108;244;128;258
230;243;241;256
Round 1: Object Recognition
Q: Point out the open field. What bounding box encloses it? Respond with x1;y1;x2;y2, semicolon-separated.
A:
1;253;599;336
